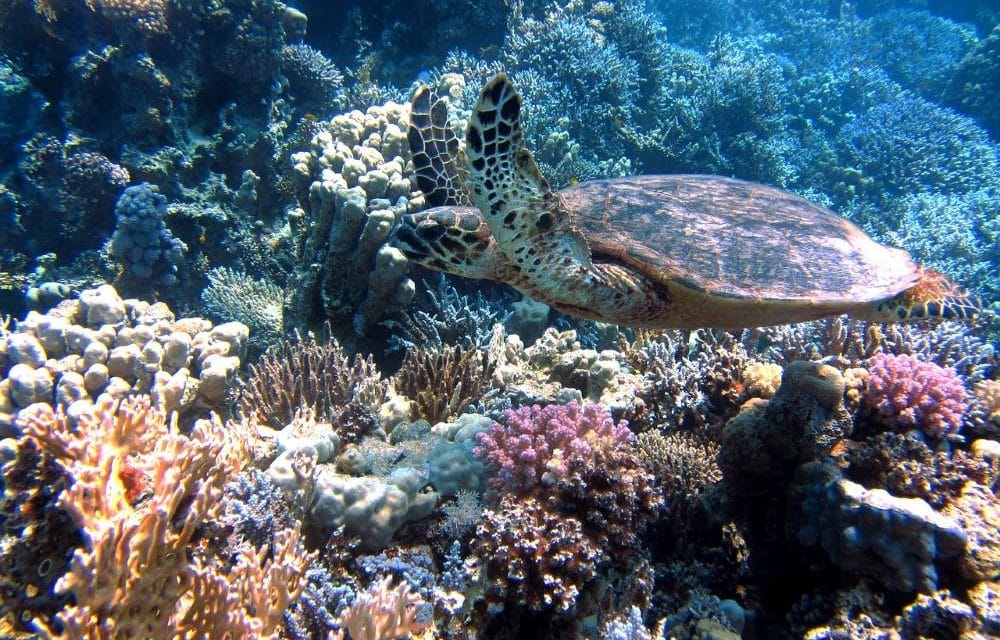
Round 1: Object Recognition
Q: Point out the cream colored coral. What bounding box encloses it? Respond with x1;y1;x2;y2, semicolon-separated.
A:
331;576;427;640
842;366;869;412
975;379;1000;423
20;396;308;639
742;361;783;398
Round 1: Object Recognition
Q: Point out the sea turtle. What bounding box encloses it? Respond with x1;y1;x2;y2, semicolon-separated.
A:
393;73;980;329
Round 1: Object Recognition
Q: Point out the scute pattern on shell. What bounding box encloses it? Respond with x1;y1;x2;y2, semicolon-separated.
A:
562;175;921;303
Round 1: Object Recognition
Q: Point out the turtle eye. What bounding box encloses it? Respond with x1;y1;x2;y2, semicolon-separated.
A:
416;220;447;242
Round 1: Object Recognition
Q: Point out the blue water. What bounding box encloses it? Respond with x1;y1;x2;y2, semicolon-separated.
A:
0;1;997;638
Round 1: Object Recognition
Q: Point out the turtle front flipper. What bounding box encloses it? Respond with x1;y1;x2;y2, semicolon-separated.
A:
465;73;591;274
392;207;521;282
867;268;982;322
409;84;471;207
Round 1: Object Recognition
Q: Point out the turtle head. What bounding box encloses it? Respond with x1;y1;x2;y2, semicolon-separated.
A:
392;206;506;280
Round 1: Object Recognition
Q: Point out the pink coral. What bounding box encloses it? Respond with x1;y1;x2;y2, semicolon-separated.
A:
474;401;633;494
865;353;967;438
474;402;662;559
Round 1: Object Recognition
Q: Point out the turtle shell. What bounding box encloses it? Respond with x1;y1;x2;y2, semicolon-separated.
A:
558;175;920;304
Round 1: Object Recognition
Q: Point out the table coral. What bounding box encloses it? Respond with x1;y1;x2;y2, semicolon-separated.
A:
864;352;967;439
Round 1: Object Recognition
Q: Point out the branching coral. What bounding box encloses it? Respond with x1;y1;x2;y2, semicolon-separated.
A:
629;329;749;432
331;575;425;640
201;266;284;350
393;343;495;424
864;353;967;439
475;402;662;557
475;401;633;495
635;430;722;521
240;331;388;429
472;495;607;614
15;395;312;638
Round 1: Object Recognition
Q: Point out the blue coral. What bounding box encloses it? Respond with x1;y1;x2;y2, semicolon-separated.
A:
837;93;999;202
108;183;186;286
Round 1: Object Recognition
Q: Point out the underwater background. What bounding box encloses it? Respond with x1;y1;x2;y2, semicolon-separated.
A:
0;0;999;638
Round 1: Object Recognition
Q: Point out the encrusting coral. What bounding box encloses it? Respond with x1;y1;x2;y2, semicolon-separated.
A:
14;395;313;639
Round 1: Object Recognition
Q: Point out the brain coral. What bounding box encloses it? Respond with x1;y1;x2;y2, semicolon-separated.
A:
864;353;967;439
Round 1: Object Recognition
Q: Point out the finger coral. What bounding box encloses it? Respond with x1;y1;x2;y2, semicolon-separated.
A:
864;352;967;439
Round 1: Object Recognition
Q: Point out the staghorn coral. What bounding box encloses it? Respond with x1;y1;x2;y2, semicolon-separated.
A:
472;494;607;614
278;44;344;110
863;353;967;439
15;394;312;638
389;275;512;353
240;331;387;430
836;92;998;204
393;343;495;424
630;329;750;432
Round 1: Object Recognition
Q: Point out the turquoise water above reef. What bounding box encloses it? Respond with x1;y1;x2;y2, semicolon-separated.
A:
0;1;998;639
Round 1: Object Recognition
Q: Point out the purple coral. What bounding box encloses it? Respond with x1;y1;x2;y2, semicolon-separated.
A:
474;402;661;559
473;402;633;494
865;353;967;438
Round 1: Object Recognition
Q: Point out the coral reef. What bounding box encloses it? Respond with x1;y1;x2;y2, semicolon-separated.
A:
0;284;246;434
286;99;422;342
11;395;312;637
863;353;967;439
394;343;496;424
240;330;387;430
473;494;606;614
201;266;284;352
107;183;186;286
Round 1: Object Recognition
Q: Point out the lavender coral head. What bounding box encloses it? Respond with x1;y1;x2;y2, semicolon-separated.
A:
865;353;967;438
473;401;633;494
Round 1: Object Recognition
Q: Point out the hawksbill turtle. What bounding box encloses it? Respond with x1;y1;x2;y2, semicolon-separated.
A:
392;73;980;329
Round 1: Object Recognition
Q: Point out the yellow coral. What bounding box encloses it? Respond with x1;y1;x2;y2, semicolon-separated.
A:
974;379;1000;423
742;361;783;398
842;366;869;412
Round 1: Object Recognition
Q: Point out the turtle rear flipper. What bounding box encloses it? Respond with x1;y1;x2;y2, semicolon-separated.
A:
408;83;471;207
868;268;981;322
